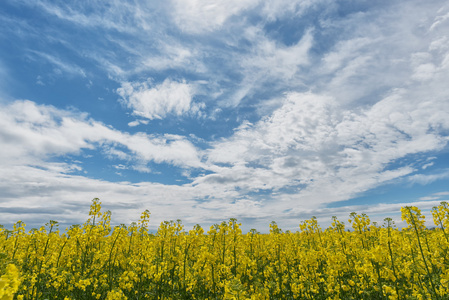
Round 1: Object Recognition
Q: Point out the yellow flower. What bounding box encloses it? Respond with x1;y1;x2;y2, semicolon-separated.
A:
106;289;127;300
0;264;20;300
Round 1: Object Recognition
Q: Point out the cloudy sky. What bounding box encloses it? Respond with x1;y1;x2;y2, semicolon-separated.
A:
1;0;449;232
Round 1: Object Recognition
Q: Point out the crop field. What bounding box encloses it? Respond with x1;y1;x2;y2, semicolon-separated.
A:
1;199;449;300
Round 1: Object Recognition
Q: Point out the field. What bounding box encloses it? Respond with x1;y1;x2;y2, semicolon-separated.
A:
1;199;449;299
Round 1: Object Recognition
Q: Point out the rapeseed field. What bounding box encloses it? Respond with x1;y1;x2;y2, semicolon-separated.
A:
1;198;449;299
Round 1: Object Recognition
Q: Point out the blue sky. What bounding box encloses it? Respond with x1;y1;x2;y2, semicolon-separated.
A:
1;0;449;232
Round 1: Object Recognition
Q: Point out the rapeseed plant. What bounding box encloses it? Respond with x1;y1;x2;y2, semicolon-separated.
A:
1;199;449;299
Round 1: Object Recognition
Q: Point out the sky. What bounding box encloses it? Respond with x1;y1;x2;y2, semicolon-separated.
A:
1;0;449;232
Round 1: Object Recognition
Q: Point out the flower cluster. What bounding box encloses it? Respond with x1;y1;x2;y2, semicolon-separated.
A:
1;199;449;299
0;264;21;300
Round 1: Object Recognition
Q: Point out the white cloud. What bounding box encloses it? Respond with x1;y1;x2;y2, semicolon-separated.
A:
170;0;325;34
418;191;449;201
430;6;449;31
127;119;149;127
131;164;152;173
312;1;449;107
0;165;195;228
260;0;321;21
29;0;153;33
419;196;440;201
422;162;434;169
128;120;140;127
429;36;449;52
321;38;375;73
0;91;447;230
433;191;449;196
117;79;204;120
243;28;313;80
170;0;259;34
27;51;87;78
139;42;206;72
0;162;444;231
113;164;127;170
0;100;203;169
203;83;449;209
221;27;314;107
408;170;449;185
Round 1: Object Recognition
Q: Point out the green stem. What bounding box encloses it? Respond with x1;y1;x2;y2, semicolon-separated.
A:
407;209;440;300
